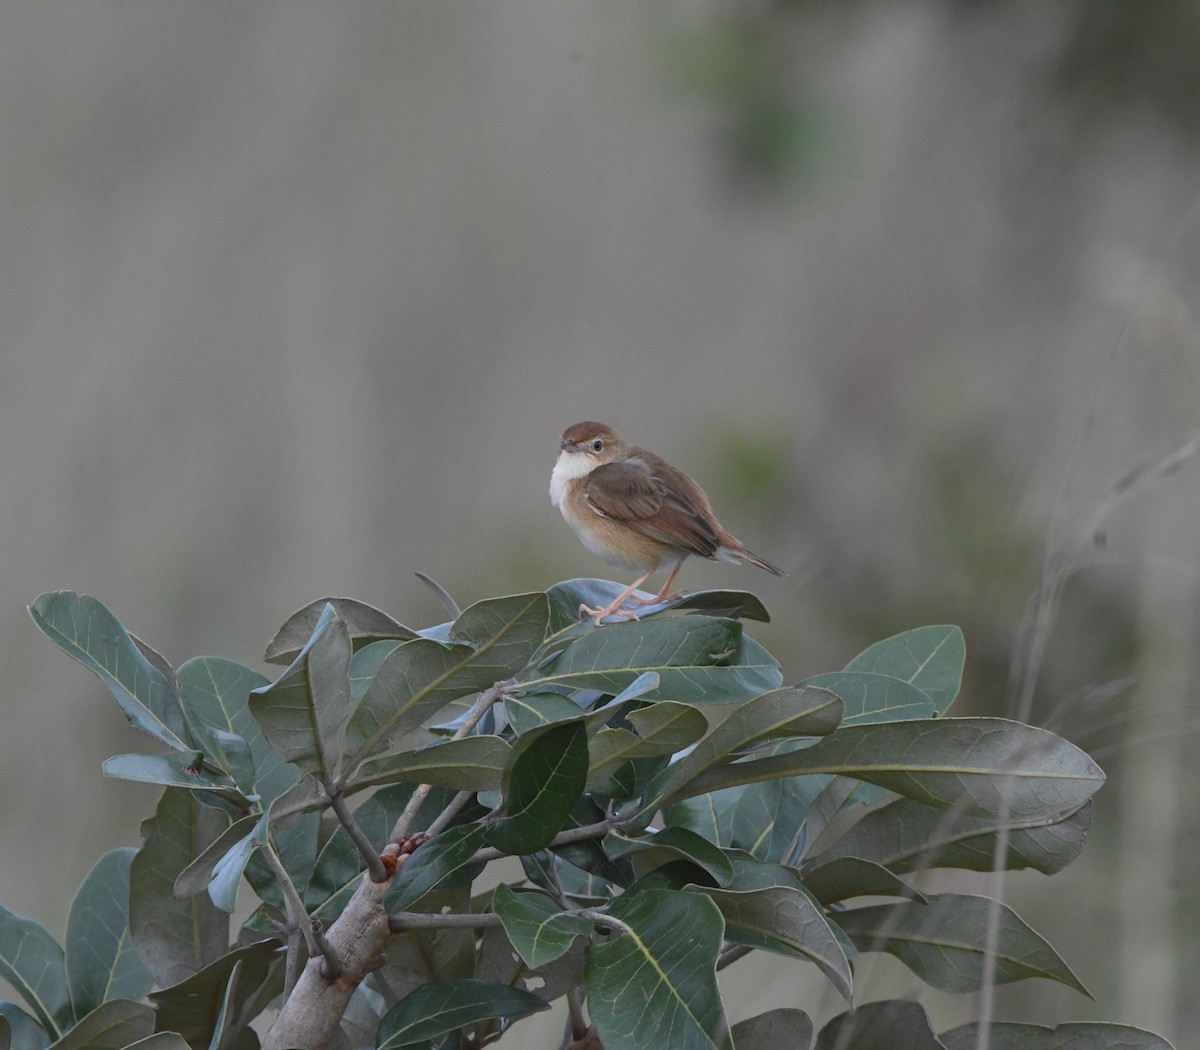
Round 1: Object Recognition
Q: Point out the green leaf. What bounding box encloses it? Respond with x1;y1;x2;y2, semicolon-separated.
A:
173;815;262;900
728;754;827;862
346;593;549;763
939;1021;1176;1049
376;979;549;1050
349;736;511;793
29;592;189;751
815;1000;942;1049
586;889;731;1050
349;640;403;702
799;858;925;906
675;718;1105;821
0;906;69;1037
376;979;549;1049
205;959;240;1050
263;596;418;664
486;722;588;855
491;885;593;969
843;625;965;713
604;828;734;887
65;850;151;1021
837;893;1089;995
249;603;352;778
661;687;842;803
41;1000;153;1050
177;657;299;807
665;789;740;850
503;692;590;735
730;1008;813;1049
529;617;781;704
128;789;229;987
386;823;488;912
101;753;242;798
587;702;709;787
545;579;771;632
208;813;269;913
0;1003;49;1050
696;854;854;1003
814;797;1093;876
799;672;936;726
149;940;282;1049
123;1035;192;1050
694;884;852;999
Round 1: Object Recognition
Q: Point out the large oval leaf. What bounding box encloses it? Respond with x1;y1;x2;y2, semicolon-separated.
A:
585;889;731;1050
29;592;189;751
128;789;229;987
376;979;549;1049
675;718;1105;822
814;797;1092;876
248;604;351;778
0;906;69;1037
486;722;588;855
346;593;549;763
65;850;151;1021
491;885;593;969
529;617;781;704
263;597;418;664
815;1000;942;1050
939;1021;1175;1050
177;657;298;807
661;687;843;803
842;625;965;714
350;736;512;794
836;893;1088;995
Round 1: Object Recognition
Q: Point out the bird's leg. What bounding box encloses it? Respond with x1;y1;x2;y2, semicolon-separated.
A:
579;569;656;625
631;563;685;607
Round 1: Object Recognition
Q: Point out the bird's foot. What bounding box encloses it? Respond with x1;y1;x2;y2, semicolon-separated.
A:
579;602;640;626
631;589;686;608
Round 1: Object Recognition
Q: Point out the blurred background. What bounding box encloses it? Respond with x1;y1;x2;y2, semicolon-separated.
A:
2;1;1198;1043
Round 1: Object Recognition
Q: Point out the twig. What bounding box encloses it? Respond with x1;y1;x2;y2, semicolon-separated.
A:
260;841;327;973
309;919;344;981
388;683;507;845
326;786;389;883
471;816;619;865
565;986;589;1042
387;909;504;934
423;790;474;839
282;923;303;1000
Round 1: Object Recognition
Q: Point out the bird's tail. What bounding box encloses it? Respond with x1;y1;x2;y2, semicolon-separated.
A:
718;543;787;577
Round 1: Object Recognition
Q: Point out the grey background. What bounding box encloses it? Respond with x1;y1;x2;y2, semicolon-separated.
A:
2;3;1198;1043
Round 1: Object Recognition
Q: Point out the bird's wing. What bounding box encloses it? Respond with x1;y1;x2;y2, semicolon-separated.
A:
584;456;721;558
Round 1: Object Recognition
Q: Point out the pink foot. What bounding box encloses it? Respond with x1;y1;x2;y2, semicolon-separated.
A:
579;602;640;626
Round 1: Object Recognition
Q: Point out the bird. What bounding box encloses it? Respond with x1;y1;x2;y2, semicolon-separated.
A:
550;421;786;624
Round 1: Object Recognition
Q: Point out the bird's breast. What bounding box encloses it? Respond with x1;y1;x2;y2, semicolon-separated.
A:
549;450;594;508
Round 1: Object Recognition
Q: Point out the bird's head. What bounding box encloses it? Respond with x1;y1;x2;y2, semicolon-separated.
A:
558;421;628;465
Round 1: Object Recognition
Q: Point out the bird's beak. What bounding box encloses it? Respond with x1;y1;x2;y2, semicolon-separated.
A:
560;438;578;452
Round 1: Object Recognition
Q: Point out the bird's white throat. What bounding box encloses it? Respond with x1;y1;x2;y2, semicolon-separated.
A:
549;450;595;507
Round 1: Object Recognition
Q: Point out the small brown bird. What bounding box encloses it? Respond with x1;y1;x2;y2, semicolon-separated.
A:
550;421;785;624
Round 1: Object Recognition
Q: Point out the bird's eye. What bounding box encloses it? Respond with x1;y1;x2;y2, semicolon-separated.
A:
591;439;603;452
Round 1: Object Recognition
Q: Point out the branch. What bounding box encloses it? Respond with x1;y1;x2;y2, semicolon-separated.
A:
260;840;324;966
326;786;389;883
388;909;503;934
261;850;403;1050
471;816;619;865
388;682;507;845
